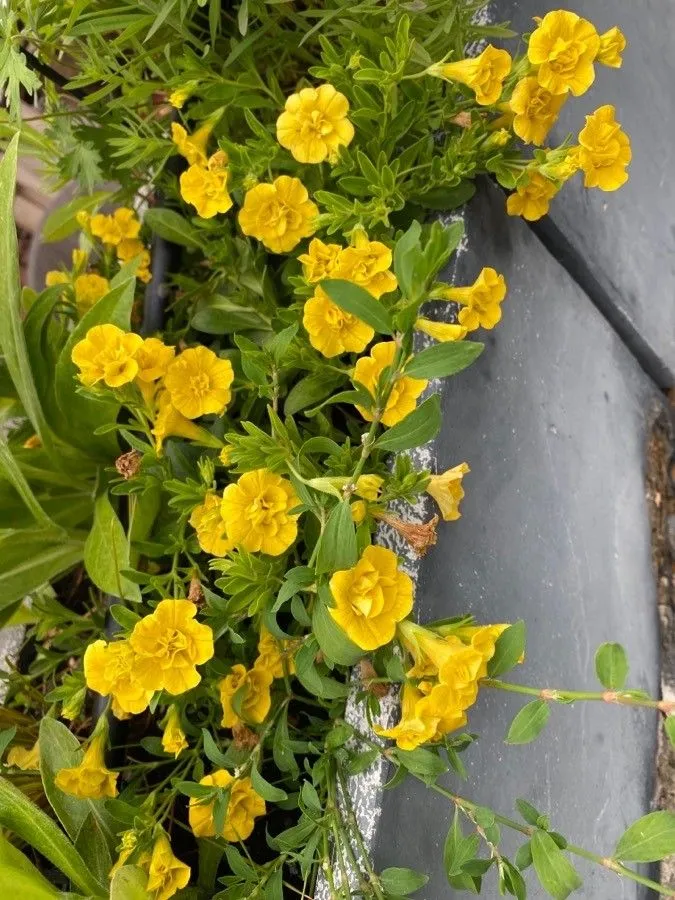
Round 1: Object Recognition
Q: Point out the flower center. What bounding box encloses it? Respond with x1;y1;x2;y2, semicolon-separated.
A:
549;38;580;74
160;628;188;661
189;372;211;398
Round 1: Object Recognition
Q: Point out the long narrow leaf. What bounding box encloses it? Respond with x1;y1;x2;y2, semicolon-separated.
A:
0;438;65;534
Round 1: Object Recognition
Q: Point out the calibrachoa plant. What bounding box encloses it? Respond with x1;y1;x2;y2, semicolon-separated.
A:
0;4;673;900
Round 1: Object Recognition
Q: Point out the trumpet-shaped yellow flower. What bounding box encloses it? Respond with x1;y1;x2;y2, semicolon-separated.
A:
221;468;300;556
164;346;234;419
277;83;354;164
597;27;626;68
303;286;374;357
7;740;40;770
238;176;318;254
509;76;566;146
189;493;232;556
130;599;215;695
152;391;219;455
577;105;631;191
135;337;175;395
71;324;143;388
415;681;468;737
354;474;384;502
506;172;558;221
256;625;296;679
90;207;141;246
298;238;342;283
374;683;439;751
353;341;428;427
426;462;470;521
528;10;599;96
189;770;265;842
219;663;273;727
171;121;212;166
146;834;191;900
335;233;397;299
329;545;413;651
116;238;152;283
443;267;507;332
84;638;154;716
351;499;368;525
454;623;510;679
55;732;118;799
399;621;482;690
415;318;468;343
73;273;110;315
162;706;188;758
180;151;233;219
431;45;512;106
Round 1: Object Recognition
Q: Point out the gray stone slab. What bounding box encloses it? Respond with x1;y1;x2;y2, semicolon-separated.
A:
372;181;663;897
492;0;675;386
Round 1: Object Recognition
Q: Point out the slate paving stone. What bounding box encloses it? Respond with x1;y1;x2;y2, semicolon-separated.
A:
492;0;675;386
372;180;663;897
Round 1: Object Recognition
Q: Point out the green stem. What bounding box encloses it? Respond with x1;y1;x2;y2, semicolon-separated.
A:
482;678;671;712
336;767;386;900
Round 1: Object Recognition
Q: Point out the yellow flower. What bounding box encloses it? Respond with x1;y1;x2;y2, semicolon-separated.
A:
164;346;234;419
506;172;558;221
84;639;154;716
110;829;139;878
350;499;368;525
219;444;233;466
577;105;631;191
180;152;233;219
329;545;413;651
431;45;512;106
303;286;374;358
189;493;232;556
90;207;141;246
7;740;40;770
374;683;439;751
415;681;468;738
596;26;626;68
454;623;509;679
256;625;296;679
55;732;118;799
146;834;190;900
335;232;397;299
152;391;220;456
399;623;483;709
45;270;69;287
277;83;354;164
76;210;91;229
169;87;191;109
188;770;265;842
353;341;428;428
238;176;318;254
509;76;566;146
297;238;342;283
354;474;384;502
221;468;300;556
71;324;143;388
442;268;506;332
528;10;599;96
162;706;188;758
171;121;212;166
219;663;273;727
426;462;470;521
135;338;175;387
415;318;468;343
73;273;110;316
544;146;581;182
117;238;152;283
129;599;215;695
72;248;88;270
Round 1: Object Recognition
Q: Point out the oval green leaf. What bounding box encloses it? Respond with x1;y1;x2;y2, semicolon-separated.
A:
321;278;393;334
594;642;628;690
505;700;550;745
405;340;484;380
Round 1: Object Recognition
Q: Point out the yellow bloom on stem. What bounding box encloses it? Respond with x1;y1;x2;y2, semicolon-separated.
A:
329;545;413;651
55;731;118;799
577;104;631;191
71;324;143;388
146;834;190;900
221;468;300;556
84;638;154;716
90;207;141;246
189;770;265;842
171;121;212;166
303;286;374;358
169;87;191;109
442;267;507;332
238;176;318;254
164;346;234;419
7;740;40;770
189;493;232;556
354;474;384;502
298;238;342;283
73;273;110;315
161;706;188;758
509;76;566;146
129;599;215;695
135;338;175;391
374;682;439;751
219;444;233;466
117;238;152;283
335;232;397;299
45;270;69;287
506;172;558;221
431;45;512;106
277;83;354;164
415;681;468;738
180;152;233;219
256;625;296;679
528;10;599;96
597;27;626;68
399;621;482;690
415;318;468;343
353;341;428;427
351;499;367;525
426;462;470;521
110;829;138;878
454;623;509;678
219;663;273;727
152;391;221;455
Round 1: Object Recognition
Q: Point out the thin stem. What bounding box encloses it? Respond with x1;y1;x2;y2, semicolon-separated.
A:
337;767;386;900
483;678;672;712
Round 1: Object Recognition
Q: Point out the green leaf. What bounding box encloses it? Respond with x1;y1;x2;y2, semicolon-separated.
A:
110;865;151;900
74;810;113;888
250;763;288;802
615;811;675;862
312;589;363;666
294;642;349;700
144;208;202;249
0;529;84;612
379;866;429;895
375;393;441;452
405;341;484;380
393;221;422;302
594;642;628;690
0;43;41;119
410;182;476;211
109;604;141;631
488;621;526;677
284;370;346;417
321;279;393;334
393;746;448;783
0;776;105;897
0;438;63;533
531;830;582;899
515;798;542;827
505;700;550;745
0;727;16;761
444;809;480;878
84;493;142;602
191;295;269;335
42;192;111;242
315;501;358;575
0;832;60;899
